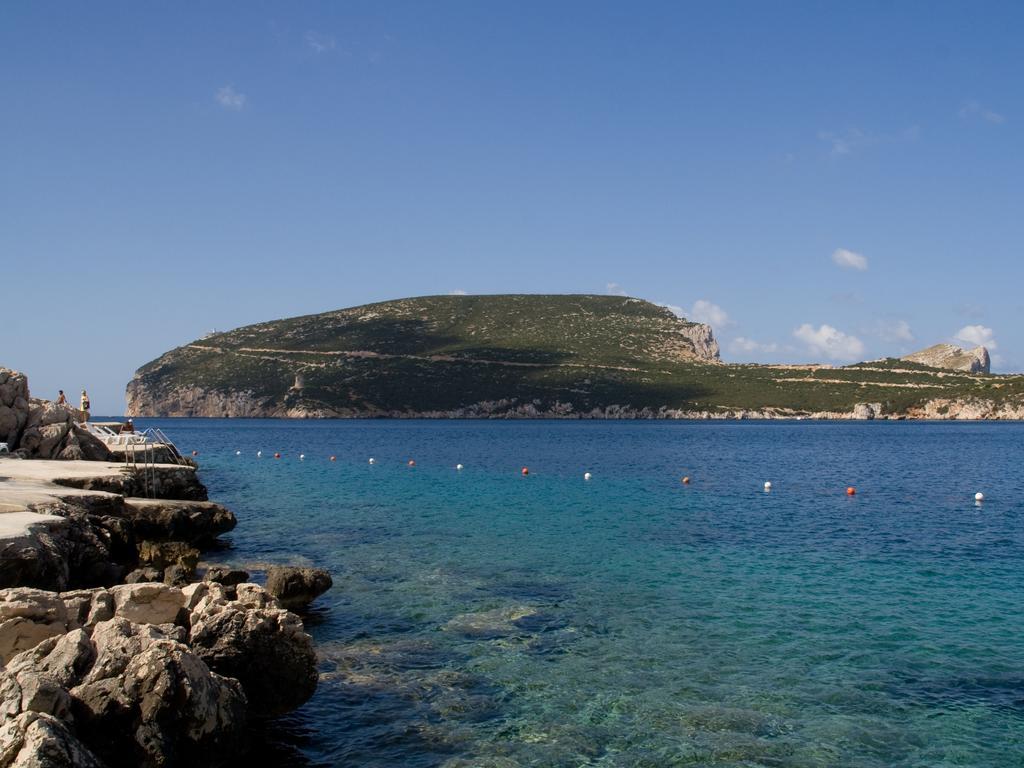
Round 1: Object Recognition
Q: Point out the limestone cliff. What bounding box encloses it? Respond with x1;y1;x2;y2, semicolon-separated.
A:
677;323;720;362
901;343;990;374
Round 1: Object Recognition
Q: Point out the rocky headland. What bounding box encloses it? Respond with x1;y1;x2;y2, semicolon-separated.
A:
0;367;332;767
123;294;1024;420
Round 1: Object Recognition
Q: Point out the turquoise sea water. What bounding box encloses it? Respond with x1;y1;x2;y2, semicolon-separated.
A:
140;419;1024;767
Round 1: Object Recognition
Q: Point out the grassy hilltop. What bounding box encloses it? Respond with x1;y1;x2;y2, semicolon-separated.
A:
127;294;1024;418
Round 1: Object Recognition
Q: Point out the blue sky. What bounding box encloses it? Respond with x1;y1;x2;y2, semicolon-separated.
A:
2;1;1022;413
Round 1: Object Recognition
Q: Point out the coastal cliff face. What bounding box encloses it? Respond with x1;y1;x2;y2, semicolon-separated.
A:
677;322;719;361
901;343;991;374
125;294;1024;420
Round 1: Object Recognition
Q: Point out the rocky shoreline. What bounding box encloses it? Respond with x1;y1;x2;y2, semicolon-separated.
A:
124;391;1024;420
0;368;332;767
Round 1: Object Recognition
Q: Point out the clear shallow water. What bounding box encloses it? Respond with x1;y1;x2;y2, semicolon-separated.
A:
139;419;1024;767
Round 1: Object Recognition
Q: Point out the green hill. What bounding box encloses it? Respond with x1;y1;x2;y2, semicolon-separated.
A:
126;294;1024;419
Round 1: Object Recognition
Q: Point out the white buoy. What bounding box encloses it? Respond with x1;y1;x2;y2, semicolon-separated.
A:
456;463;464;470
235;451;241;456
368;458;375;465
764;481;772;491
256;451;262;458
584;472;592;481
975;492;984;502
299;454;305;460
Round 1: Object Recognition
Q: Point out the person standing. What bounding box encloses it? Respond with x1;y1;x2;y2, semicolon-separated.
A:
56;390;67;406
80;389;91;422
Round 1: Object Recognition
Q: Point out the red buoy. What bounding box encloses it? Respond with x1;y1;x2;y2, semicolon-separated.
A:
846;486;856;496
681;476;691;485
274;452;281;459
521;467;529;476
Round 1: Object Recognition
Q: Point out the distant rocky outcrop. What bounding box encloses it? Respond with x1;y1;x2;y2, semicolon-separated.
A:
902;344;990;374
677;322;720;362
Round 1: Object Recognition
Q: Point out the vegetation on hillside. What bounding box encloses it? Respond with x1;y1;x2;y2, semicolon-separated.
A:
129;295;1024;417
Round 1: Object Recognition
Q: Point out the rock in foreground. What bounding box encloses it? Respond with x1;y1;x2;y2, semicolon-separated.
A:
264;566;332;611
188;584;318;718
0;583;317;766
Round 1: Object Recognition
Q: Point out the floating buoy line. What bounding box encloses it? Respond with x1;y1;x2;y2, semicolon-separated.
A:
209;451;989;503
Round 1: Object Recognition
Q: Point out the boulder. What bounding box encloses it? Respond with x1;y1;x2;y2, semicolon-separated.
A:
188;598;317;717
0;619;66;666
70;619;247;768
202;567;249;587
0;665;72;723
137;541;199;575
0;589;69;663
0;712;105;768
124;568;163;584
58;425;112;462
108;584;184;626
264;566;333;611
162;565;191;588
7;630;96;689
232;584;280;610
14;399;111;461
0;589;68;626
60;589;114;632
0;369;30;449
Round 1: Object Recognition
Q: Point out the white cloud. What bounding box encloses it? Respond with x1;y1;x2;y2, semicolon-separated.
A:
832;248;868;271
818;128;867;156
305;31;336;54
818;126;919;156
955;324;997;350
448;289;468;296
606;282;627;296
960;101;1005;125
876;319;914;343
215;85;246;110
793;323;865;361
729;337;779;354
688;299;732;328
